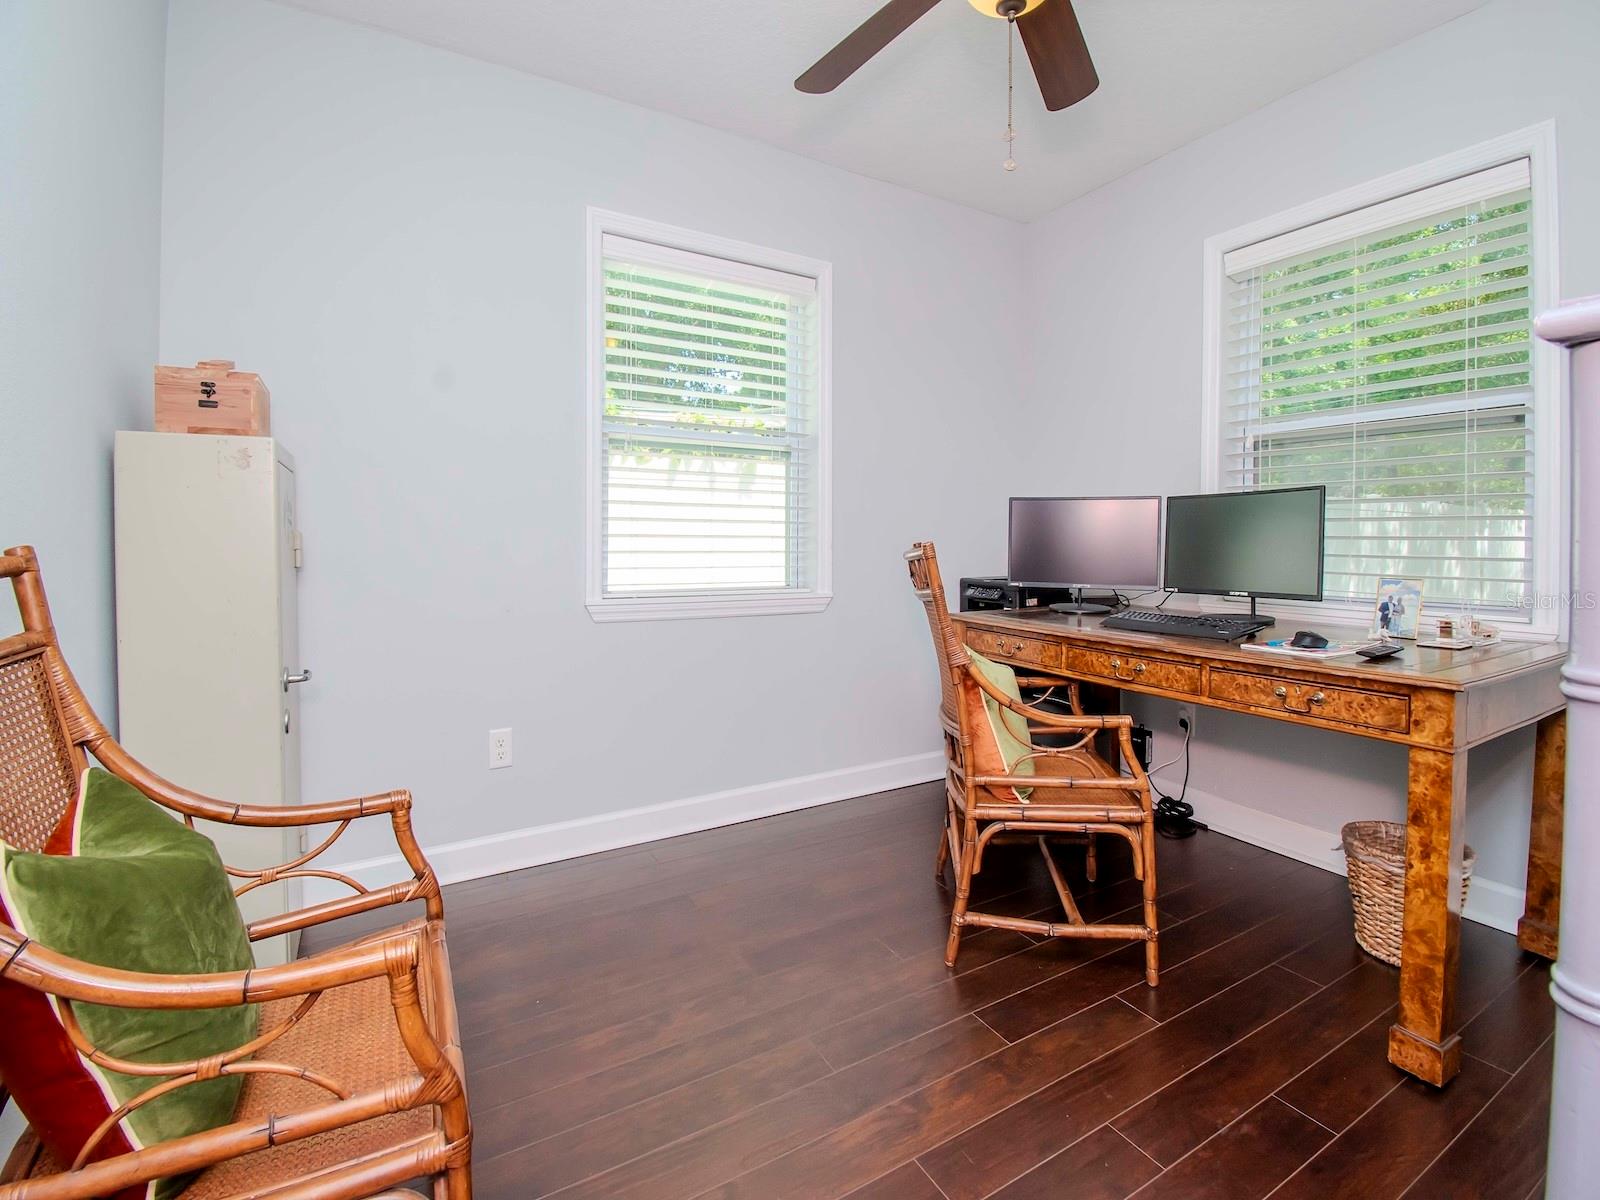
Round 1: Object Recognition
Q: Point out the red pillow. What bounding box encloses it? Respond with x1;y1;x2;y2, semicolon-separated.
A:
0;772;143;1199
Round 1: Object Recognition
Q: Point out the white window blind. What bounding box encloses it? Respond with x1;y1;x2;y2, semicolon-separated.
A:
598;233;822;602
1221;160;1536;614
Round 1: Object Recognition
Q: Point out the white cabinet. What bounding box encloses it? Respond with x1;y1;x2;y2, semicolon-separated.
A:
113;432;306;965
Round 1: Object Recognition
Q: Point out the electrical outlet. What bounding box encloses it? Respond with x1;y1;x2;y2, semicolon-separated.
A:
489;728;512;770
1175;703;1196;733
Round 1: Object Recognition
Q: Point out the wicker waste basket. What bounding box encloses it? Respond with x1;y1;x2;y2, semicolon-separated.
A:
1341;820;1476;967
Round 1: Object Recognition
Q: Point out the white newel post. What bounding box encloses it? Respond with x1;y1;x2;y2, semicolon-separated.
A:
1539;294;1600;1199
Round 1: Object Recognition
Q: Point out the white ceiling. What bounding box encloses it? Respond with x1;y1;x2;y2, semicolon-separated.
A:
272;0;1492;222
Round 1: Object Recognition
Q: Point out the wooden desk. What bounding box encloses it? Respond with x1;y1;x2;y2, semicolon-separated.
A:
952;607;1567;1087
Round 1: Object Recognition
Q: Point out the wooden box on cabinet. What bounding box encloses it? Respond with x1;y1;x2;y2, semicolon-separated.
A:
154;358;271;436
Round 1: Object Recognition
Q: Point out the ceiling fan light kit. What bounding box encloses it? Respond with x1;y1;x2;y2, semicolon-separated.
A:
971;0;1045;17
796;0;1099;173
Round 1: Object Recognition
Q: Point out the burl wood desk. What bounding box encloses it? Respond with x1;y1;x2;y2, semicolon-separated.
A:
952;607;1567;1087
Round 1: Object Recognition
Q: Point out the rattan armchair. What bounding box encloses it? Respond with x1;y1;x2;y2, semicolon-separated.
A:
905;544;1103;887
0;546;472;1199
906;542;1159;980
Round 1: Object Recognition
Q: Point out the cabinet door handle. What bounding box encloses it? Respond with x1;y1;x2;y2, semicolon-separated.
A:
282;669;313;692
1110;658;1146;682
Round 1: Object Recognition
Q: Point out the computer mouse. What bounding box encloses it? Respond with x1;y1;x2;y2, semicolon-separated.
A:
1290;630;1329;649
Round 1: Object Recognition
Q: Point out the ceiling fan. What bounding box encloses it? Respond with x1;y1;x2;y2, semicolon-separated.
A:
796;0;1099;113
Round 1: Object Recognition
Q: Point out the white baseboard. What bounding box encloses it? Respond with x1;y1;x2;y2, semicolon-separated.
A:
1158;775;1528;935
303;750;946;905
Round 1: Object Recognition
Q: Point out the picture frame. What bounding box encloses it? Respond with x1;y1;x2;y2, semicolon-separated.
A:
1372;577;1424;640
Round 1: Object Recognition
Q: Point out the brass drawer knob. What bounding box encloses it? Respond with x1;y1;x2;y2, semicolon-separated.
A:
1110;657;1146;682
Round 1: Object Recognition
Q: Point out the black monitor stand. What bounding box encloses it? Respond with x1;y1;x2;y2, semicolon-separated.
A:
1048;587;1115;616
1203;595;1280;630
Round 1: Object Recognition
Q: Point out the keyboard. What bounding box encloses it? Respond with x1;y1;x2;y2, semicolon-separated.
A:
1101;609;1272;642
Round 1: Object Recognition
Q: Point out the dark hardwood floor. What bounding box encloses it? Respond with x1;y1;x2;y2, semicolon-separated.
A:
308;782;1554;1199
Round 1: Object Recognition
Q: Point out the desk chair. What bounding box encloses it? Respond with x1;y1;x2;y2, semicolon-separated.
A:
905;543;1100;885
905;542;1159;981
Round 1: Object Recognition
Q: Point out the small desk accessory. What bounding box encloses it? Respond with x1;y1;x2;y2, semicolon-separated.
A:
1417;616;1500;650
1372;576;1424;640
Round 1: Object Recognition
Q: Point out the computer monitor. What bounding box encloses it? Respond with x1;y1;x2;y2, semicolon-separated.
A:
1008;496;1163;615
1163;486;1326;624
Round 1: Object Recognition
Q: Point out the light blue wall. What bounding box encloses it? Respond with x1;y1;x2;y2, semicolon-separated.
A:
157;0;1029;867
0;0;169;720
0;0;169;1153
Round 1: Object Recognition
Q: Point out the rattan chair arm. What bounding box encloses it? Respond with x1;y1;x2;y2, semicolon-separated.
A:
0;921;423;1009
244;882;431;942
94;741;445;923
1015;677;1084;714
964;665;1133;731
95;738;409;827
1023;721;1093;738
1115;723;1155;791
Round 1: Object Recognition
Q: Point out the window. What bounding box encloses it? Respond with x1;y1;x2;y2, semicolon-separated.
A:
1203;131;1563;632
586;211;831;622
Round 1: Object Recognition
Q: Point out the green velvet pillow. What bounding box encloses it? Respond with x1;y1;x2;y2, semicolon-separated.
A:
0;769;258;1197
966;649;1036;798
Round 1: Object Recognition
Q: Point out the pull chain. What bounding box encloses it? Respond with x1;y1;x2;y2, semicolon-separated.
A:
1003;16;1017;171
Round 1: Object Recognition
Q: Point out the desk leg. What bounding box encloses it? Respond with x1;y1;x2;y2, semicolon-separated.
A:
1517;710;1565;959
1388;746;1467;1087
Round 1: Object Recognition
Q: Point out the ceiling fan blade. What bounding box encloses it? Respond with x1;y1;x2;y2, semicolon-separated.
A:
1018;0;1099;111
795;0;945;94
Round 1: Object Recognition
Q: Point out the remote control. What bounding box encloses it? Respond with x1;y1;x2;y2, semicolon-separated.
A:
1357;643;1403;661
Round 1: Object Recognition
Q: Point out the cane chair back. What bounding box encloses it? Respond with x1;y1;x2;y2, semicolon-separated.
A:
904;542;966;737
0;549;102;854
0;653;79;853
905;543;977;885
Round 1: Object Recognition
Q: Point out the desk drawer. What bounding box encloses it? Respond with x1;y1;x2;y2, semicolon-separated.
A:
1060;646;1200;695
964;629;1059;670
1210;669;1410;733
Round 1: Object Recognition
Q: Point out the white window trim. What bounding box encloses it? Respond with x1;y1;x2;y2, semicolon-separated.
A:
1199;122;1566;639
584;208;833;623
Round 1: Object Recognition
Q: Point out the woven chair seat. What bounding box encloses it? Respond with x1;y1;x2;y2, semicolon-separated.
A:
25;967;441;1196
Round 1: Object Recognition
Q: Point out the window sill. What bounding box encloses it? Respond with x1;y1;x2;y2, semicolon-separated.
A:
586;591;833;624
